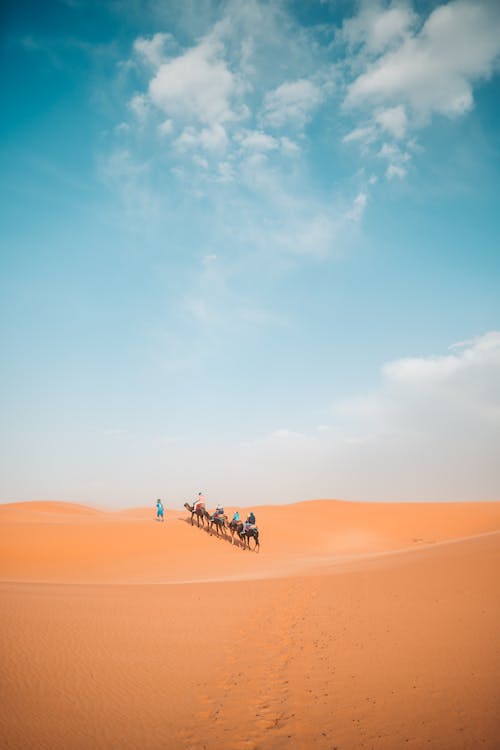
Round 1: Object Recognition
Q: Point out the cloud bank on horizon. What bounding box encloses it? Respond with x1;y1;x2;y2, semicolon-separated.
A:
1;0;499;506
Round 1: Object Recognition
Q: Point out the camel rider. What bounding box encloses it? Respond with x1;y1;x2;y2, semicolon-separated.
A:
231;510;241;524
243;511;256;534
194;492;205;512
213;503;224;520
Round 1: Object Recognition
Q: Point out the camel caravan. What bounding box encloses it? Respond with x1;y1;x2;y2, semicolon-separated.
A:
184;493;260;551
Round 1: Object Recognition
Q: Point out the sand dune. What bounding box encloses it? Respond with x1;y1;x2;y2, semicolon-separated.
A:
1;498;499;749
1;498;500;583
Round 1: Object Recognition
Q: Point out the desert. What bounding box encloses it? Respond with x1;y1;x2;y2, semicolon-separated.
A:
1;498;499;749
4;1;500;748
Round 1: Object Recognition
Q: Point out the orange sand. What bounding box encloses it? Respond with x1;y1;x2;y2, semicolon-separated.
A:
1;499;499;749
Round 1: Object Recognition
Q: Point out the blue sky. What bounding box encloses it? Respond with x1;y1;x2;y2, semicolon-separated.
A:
1;0;499;508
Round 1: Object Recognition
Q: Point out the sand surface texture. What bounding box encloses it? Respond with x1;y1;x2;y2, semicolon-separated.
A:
1;499;499;749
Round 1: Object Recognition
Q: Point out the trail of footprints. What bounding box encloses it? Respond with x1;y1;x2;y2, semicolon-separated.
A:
177;581;312;750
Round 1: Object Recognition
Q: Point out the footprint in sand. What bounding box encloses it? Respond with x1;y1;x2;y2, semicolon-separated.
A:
194;692;216;720
177;728;206;750
176;728;193;741
196;708;214;719
255;718;276;730
215;677;232;690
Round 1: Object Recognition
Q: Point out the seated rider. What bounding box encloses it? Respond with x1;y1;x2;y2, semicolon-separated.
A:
194;492;205;512
231;510;241;525
212;503;224;520
243;511;256;534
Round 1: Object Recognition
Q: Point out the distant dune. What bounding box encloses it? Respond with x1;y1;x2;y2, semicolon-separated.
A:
1;498;499;748
1;498;499;583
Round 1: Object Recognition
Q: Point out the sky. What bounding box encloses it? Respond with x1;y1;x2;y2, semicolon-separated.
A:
1;0;499;509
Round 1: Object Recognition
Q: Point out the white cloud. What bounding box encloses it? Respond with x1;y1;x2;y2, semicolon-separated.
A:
258;187;369;257
148;37;240;127
238;129;279;152
125;2;325;173
335;332;500;497
377;142;399;160
128;93;149;120
377;141;410;179
117;0;403;261
215;160;235;183
261;78;324;129
383;331;500;392
386;163;407;179
346;1;500;121
340;1;418;55
199;124;229;152
279;136;300;156
193;154;209;169
345;191;367;222
133;32;172;67
375;105;407;138
174;123;228;153
340;1;500;189
158;119;173;136
236;332;500;503
342;107;408;171
175;126;198;151
342;125;376;144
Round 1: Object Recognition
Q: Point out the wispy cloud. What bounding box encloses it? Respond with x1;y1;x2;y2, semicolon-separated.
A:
260;78;325;130
102;0;499;331
345;1;500;120
341;1;500;181
108;0;374;268
147;36;245;129
233;332;500;503
99;148;160;219
339;0;418;57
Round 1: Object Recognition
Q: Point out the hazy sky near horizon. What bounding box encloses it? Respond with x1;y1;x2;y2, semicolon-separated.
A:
1;0;499;508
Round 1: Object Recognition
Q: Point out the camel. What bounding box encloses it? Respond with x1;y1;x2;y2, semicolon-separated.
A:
228;519;243;546
184;502;210;528
208;513;228;538
241;524;260;550
229;520;260;550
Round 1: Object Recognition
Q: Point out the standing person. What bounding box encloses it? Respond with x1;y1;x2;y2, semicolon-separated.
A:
156;498;165;522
